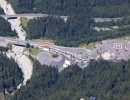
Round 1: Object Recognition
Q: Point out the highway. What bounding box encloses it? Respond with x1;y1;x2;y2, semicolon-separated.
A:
0;36;91;69
1;36;129;70
0;13;69;22
0;14;123;23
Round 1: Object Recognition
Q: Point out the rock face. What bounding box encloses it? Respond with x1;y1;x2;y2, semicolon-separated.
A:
0;0;33;88
7;46;33;87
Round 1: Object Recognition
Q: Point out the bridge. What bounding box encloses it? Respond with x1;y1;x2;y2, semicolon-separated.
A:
0;14;123;23
0;14;69;22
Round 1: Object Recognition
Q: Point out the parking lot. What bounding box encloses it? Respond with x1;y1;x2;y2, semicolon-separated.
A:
91;40;130;61
36;39;130;71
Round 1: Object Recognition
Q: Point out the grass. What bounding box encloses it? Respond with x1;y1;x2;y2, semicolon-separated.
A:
23;48;30;55
6;36;17;38
116;36;130;41
79;42;100;49
23;48;44;55
121;24;130;28
28;39;55;45
24;47;59;58
30;48;44;55
51;53;58;58
79;34;130;49
20;17;30;28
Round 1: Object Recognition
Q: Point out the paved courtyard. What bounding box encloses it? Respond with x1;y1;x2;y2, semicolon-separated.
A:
91;40;130;60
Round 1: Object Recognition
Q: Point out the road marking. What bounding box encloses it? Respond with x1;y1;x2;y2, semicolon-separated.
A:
113;43;122;49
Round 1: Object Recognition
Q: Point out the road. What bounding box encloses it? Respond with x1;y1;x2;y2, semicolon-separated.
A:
0;14;124;23
1;36;130;70
0;13;69;22
94;18;122;22
0;36;91;69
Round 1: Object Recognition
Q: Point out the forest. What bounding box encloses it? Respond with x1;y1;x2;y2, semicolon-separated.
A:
10;59;130;100
6;0;130;17
1;1;130;99
0;53;23;93
25;16;130;47
0;17;17;37
26;16;93;47
0;7;4;14
0;46;8;51
5;0;130;46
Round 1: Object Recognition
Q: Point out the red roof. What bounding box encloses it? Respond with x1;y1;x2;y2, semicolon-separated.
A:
43;45;49;48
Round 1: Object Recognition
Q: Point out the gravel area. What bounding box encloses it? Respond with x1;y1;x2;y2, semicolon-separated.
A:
0;0;33;88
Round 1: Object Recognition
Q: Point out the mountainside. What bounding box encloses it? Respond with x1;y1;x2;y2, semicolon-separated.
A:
5;0;130;47
0;7;4;14
0;53;23;93
11;59;130;100
0;17;17;37
24;16;130;47
1;1;130;100
6;0;130;17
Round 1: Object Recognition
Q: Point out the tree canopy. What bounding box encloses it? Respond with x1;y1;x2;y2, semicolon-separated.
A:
6;0;130;46
0;53;23;93
26;16;130;47
0;17;17;37
11;59;130;100
0;7;4;14
7;0;130;17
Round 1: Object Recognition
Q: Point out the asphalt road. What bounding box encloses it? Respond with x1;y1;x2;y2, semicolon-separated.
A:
0;14;123;23
0;14;69;22
0;36;90;70
1;36;130;71
94;18;122;22
0;13;68;18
